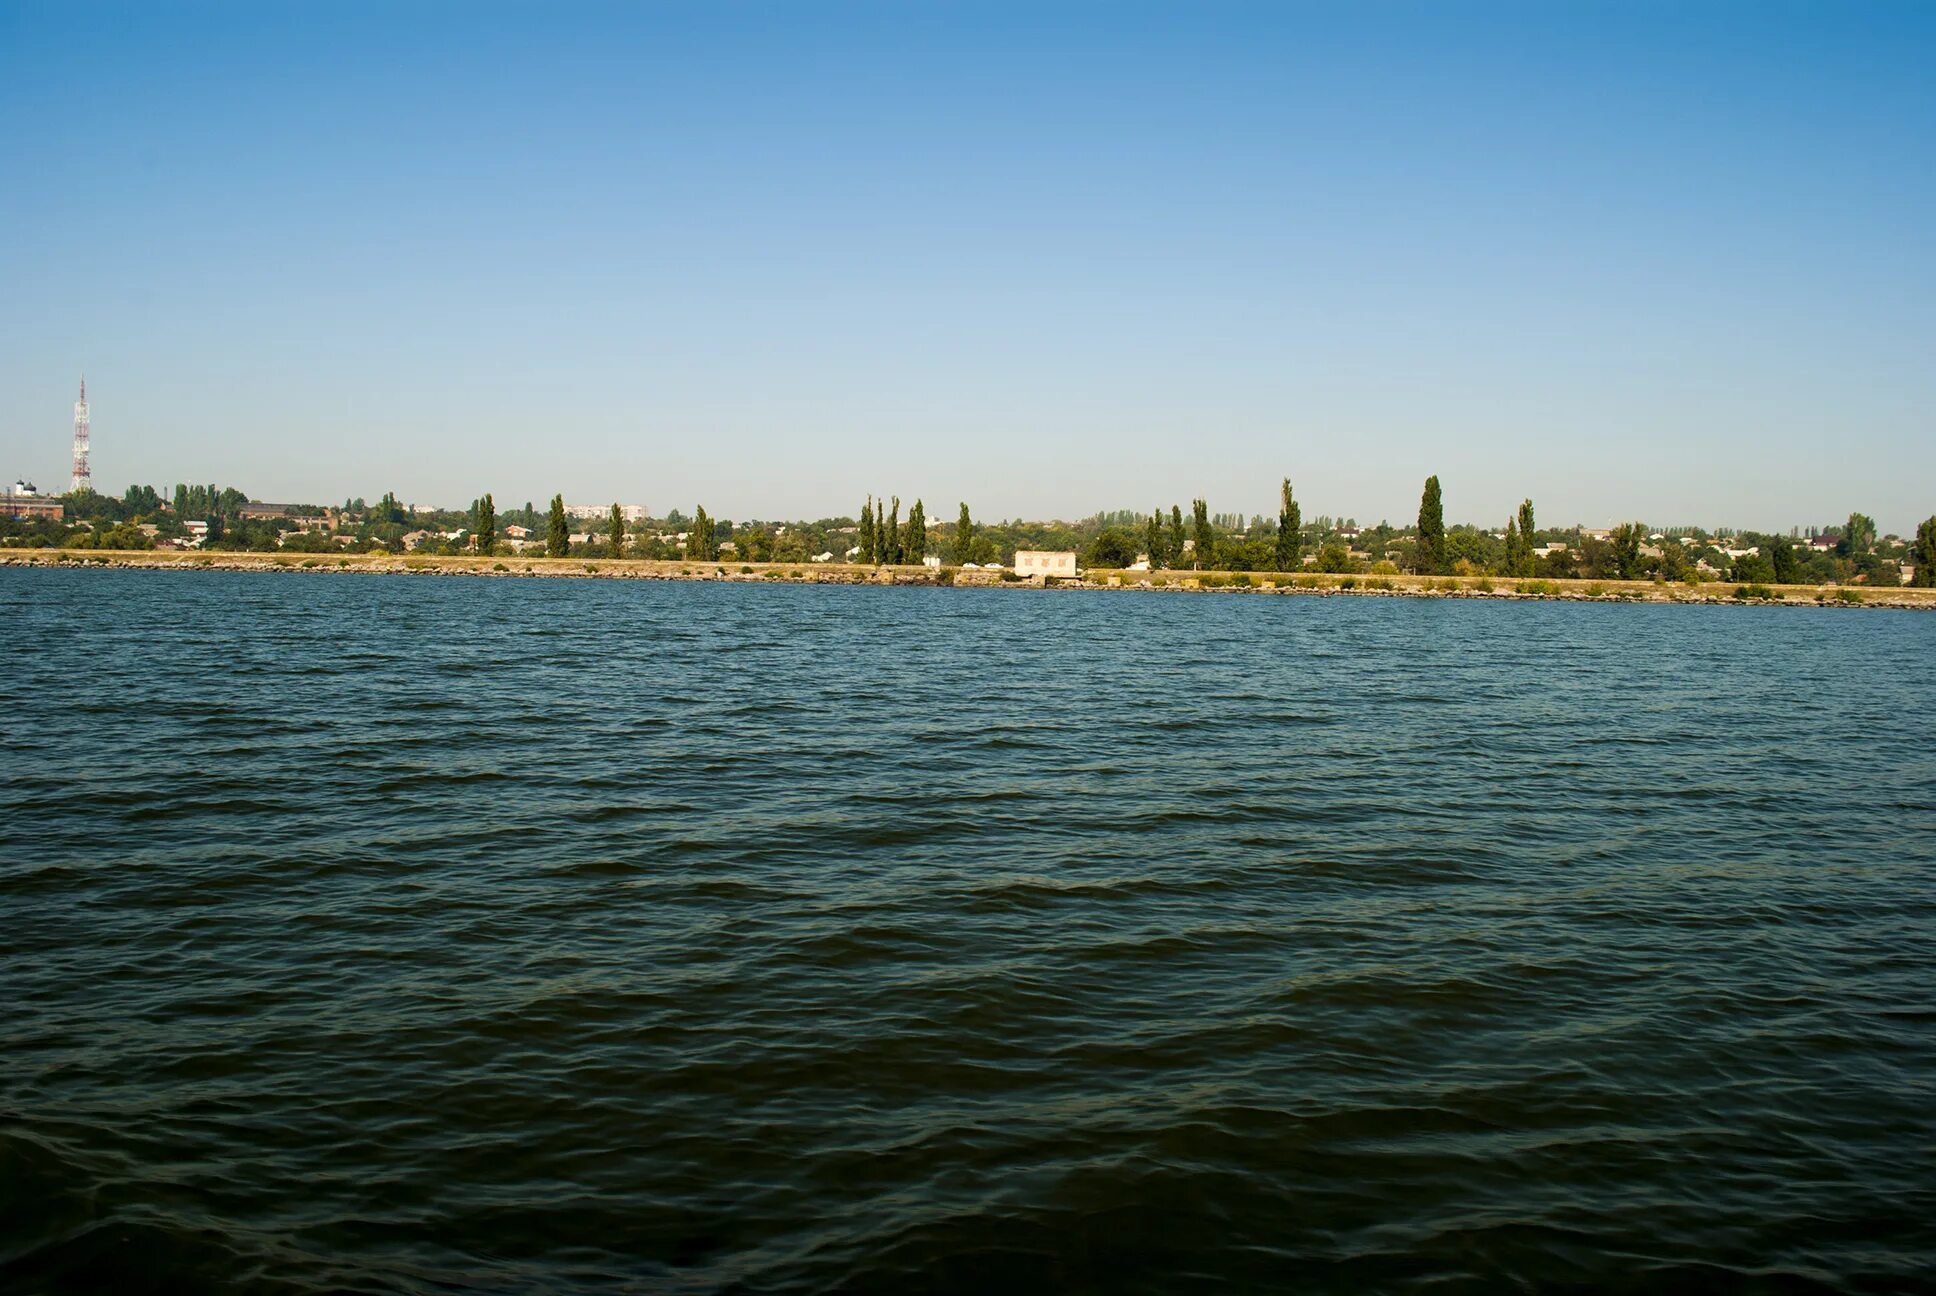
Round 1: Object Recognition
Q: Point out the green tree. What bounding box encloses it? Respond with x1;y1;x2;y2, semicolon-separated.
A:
1912;516;1936;587
954;502;974;564
1839;512;1876;561
1085;528;1140;568
546;494;569;556
689;506;715;560
1416;476;1445;575
1502;518;1521;576
1274;479;1301;572
858;496;876;564
1516;499;1536;575
882;497;900;564
1145;509;1165;568
905;499;927;562
1168;505;1185;569
1609;522;1644;579
1768;535;1800;584
608;504;625;558
1191;498;1212;569
473;493;497;555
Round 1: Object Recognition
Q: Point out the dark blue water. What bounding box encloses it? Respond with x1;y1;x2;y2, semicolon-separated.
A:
3;568;1934;1294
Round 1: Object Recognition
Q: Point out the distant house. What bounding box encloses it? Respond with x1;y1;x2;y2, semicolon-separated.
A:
400;530;432;550
503;525;531;540
811;551;834;563
1014;550;1077;577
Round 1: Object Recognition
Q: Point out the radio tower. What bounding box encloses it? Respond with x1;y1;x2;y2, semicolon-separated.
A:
71;377;91;494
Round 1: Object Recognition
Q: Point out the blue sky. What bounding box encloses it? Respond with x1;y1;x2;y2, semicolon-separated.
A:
2;2;1932;531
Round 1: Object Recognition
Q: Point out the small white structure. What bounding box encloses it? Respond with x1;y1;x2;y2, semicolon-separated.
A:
1014;550;1077;577
922;554;942;568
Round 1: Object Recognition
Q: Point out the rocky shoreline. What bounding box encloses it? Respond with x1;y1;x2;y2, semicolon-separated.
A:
6;548;1933;610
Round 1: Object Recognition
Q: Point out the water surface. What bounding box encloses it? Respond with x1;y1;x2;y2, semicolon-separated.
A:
3;569;1933;1293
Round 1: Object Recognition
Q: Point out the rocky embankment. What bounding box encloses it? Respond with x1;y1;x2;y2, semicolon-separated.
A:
5;548;1933;609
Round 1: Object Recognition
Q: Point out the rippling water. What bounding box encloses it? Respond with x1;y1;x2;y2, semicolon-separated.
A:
3;567;1934;1294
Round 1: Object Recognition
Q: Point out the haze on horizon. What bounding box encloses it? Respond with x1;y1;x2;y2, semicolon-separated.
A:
2;2;1932;533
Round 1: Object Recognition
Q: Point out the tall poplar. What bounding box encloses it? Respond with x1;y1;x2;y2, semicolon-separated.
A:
1191;498;1212;569
1503;517;1520;577
473;493;496;556
955;502;974;563
1517;499;1535;574
546;494;569;557
883;497;901;565
608;503;625;558
1145;509;1165;568
1274;479;1302;572
859;496;876;564
1417;476;1445;575
1168;505;1185;569
905;500;927;562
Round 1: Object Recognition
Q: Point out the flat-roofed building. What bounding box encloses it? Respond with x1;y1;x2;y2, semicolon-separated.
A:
1013;550;1077;577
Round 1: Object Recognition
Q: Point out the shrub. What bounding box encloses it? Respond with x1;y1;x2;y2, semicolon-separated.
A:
1434;577;1460;592
1836;588;1863;604
1338;576;1357;590
1734;584;1776;600
301;558;321;569
1365;577;1394;590
1199;573;1228;588
584;564;598;573
1000;570;1024;582
741;565;754;574
935;567;956;585
1517;579;1558;596
1371;560;1399;575
1584;582;1607;597
493;562;507;572
1472;577;1494;593
1294;575;1321;589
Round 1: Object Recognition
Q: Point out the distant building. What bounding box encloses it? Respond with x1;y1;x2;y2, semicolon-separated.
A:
4;480;62;520
1014;550;1077;577
565;504;648;523
921;554;942;568
503;525;532;540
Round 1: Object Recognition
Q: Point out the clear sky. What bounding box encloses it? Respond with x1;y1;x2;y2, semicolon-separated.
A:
2;2;1932;531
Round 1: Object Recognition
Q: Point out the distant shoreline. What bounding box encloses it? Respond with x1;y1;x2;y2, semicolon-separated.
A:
5;548;1932;610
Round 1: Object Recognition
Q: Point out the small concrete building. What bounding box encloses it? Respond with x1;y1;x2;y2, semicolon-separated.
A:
1013;550;1077;577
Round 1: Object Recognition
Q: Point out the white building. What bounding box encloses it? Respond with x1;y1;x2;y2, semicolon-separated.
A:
1013;550;1077;577
565;503;649;523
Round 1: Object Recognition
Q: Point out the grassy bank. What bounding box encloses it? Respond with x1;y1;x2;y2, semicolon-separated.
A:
6;548;1933;610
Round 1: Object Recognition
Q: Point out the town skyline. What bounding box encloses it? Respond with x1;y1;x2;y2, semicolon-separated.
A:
8;375;1928;537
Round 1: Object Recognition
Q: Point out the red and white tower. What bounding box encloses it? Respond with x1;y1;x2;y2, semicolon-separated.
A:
71;378;91;493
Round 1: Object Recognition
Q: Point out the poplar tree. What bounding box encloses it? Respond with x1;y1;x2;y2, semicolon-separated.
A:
1503;517;1520;577
955;502;974;563
1416;476;1445;575
1517;499;1536;575
883;497;901;564
691;506;714;560
473;493;496;556
1145;509;1165;568
1168;505;1185;568
905;500;927;562
859;496;876;564
608;503;625;558
1191;498;1212;569
1274;479;1301;571
546;494;569;556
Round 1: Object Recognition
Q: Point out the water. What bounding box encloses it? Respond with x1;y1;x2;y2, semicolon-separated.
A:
3;567;1933;1294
